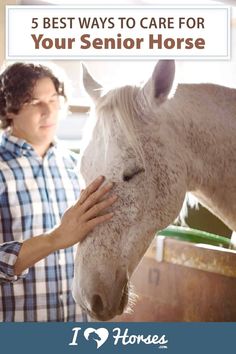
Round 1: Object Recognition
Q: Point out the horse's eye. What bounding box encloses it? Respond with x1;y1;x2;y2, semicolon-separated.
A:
123;167;145;182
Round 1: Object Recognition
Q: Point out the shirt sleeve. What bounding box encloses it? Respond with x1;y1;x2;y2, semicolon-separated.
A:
0;241;29;283
0;166;29;283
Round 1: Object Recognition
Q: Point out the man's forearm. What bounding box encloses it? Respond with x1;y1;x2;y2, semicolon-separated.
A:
14;230;59;275
14;177;116;276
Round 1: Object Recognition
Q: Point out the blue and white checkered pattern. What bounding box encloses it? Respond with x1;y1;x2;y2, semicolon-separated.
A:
0;131;87;322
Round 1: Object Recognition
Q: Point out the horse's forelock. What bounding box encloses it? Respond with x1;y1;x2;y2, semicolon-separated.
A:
96;85;145;166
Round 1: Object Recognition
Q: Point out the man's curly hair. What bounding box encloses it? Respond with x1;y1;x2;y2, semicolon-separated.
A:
0;63;66;129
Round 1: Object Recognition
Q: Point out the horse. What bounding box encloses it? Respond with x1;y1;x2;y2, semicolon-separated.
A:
72;60;236;321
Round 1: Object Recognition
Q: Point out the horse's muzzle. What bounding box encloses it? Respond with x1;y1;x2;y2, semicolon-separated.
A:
87;280;129;321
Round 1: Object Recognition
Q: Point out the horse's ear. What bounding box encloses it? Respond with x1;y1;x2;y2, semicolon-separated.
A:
141;60;175;105
82;64;103;102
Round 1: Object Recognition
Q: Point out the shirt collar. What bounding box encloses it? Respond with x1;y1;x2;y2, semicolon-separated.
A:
0;129;57;158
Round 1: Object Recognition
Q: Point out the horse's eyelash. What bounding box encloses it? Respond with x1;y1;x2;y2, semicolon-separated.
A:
123;167;145;182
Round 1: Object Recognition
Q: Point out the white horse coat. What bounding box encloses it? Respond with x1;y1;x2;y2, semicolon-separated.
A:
72;61;236;320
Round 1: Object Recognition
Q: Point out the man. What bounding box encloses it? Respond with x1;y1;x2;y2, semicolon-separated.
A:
0;63;116;321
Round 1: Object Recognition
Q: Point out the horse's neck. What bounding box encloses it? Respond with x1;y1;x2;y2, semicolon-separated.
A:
170;83;236;230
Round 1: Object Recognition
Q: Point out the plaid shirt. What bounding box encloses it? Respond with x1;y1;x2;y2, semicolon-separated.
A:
0;131;87;322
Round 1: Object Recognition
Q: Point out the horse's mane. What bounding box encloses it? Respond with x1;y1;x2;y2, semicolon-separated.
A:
95;85;145;165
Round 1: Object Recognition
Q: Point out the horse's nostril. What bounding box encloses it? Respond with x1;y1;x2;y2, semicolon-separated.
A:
91;294;104;313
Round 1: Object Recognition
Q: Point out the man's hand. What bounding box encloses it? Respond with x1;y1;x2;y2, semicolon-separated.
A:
14;176;116;275
49;176;117;250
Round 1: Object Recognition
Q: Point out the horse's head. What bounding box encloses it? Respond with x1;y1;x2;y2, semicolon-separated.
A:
72;61;187;320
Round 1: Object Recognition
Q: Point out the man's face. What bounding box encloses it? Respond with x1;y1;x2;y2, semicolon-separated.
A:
10;77;60;148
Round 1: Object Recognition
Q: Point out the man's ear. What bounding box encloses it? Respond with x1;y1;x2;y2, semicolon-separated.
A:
6;113;14;120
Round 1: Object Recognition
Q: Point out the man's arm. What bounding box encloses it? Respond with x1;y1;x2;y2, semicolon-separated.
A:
13;176;117;276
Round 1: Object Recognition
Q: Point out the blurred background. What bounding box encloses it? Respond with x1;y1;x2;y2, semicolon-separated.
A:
0;0;236;236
